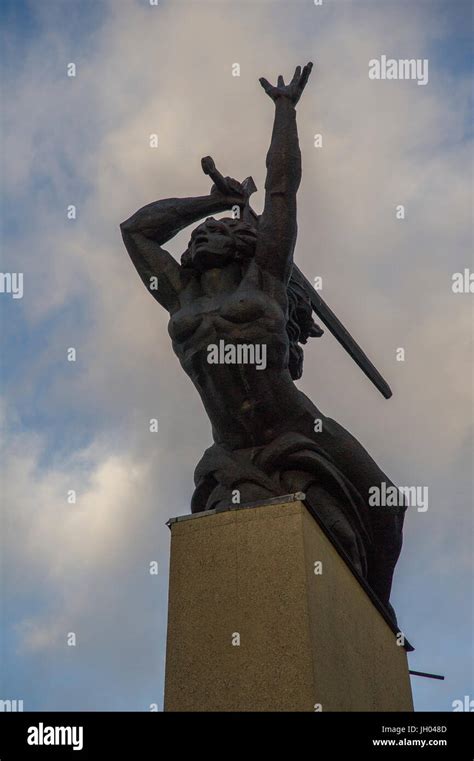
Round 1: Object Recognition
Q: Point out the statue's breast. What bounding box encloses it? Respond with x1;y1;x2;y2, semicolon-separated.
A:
219;292;270;323
168;311;202;343
168;290;286;346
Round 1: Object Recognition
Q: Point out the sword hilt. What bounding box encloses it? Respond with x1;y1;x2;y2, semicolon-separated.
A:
201;156;257;214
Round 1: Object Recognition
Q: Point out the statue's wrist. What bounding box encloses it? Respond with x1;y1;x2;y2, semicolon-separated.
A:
274;96;296;111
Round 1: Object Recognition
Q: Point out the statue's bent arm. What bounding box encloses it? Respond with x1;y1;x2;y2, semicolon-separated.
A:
120;194;235;313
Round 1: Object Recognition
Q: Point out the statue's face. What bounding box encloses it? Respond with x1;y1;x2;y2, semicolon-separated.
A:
188;219;235;270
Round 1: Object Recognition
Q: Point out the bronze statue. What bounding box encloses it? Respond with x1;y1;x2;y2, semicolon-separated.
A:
121;63;405;620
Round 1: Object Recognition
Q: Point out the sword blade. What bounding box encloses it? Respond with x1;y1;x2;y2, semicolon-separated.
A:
292;265;393;399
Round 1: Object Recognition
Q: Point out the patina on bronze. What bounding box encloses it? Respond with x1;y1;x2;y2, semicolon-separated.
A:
121;63;405;619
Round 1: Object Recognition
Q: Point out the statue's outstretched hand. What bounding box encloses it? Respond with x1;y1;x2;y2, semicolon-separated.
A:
259;62;313;105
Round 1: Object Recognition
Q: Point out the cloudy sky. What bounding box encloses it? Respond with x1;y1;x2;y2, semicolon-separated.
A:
1;0;472;711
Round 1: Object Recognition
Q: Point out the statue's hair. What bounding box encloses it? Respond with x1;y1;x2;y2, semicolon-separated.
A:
182;216;321;380
286;274;322;379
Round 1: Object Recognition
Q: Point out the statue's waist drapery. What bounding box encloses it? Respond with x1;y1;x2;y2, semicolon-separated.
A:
191;430;405;615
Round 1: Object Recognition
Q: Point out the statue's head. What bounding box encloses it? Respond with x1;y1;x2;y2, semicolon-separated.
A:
181;217;257;272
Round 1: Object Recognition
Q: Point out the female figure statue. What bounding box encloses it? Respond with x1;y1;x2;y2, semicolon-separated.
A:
121;64;405;618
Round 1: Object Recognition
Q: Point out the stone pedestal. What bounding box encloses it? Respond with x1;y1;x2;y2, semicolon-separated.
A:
164;497;413;712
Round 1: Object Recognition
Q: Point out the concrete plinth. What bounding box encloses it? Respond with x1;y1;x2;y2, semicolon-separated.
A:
164;497;413;712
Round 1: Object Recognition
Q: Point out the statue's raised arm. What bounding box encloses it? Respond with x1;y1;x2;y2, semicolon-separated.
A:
256;63;313;282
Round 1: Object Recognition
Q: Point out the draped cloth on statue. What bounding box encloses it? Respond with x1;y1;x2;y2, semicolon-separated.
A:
191;431;405;620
